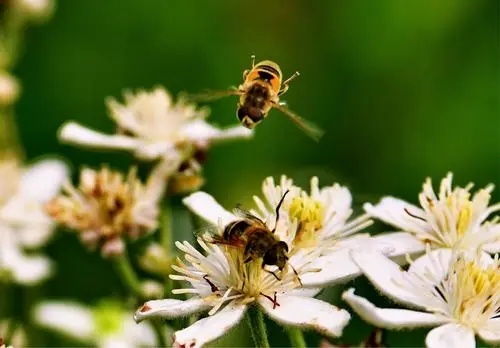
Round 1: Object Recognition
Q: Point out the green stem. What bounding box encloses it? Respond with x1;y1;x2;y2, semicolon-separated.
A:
286;326;307;348
152;321;168;347
160;200;173;250
245;305;270;348
113;252;143;298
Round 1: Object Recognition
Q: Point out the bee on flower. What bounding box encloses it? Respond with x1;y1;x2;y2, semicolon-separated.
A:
45;162;170;258
342;247;500;348
365;172;500;260
134;189;353;348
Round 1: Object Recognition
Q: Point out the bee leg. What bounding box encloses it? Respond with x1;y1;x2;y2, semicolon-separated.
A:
260;291;280;309
203;274;219;293
240;279;245;292
264;268;282;281
272;189;290;233
279;71;300;96
244;256;252;264
289;264;303;286
243;69;250;80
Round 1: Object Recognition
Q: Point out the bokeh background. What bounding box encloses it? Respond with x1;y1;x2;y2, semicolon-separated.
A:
11;0;500;346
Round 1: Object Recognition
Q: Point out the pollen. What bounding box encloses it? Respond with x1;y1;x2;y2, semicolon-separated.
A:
288;193;324;247
450;255;500;327
45;166;159;254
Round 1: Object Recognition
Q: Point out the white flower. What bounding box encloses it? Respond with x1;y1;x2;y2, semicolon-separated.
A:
182;175;380;288
45;161;171;258
33;300;160;348
366;172;500;260
58;87;253;161
0;155;69;285
134;237;350;348
14;0;54;21
0;72;20;106
342;248;500;348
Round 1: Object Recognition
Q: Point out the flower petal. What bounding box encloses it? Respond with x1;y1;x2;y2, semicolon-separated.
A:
183;120;253;142
173;301;246;348
258;295;350;338
58;122;141;152
371;231;425;262
425;323;475;348
19;159;69;202
478;319;500;344
342;288;447;329
407;249;452;279
364;197;427;233
350;249;429;308
300;248;361;287
182;192;236;226
483;239;500;254
101;316;157;348
134;297;210;323
33;302;95;341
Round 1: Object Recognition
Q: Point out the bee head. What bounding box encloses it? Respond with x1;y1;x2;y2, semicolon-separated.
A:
263;241;289;271
237;106;263;129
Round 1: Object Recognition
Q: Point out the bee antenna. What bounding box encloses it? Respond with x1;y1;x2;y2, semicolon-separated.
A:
272;189;290;233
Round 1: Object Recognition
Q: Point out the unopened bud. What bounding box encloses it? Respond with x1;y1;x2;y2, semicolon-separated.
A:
141;280;164;299
139;243;172;275
0;72;19;105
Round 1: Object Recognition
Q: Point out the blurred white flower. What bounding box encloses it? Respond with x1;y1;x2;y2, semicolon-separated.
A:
0;319;26;347
0;154;68;285
366;172;500;260
33;300;160;348
183;175;381;288
342;248;500;348
0;72;20;106
58;86;252;161
134;237;350;348
14;0;54;22
46;160;172;258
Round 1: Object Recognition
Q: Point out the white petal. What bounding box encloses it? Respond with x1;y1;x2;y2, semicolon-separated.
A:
342;288;447;329
1;246;53;285
101;316;157;348
364;197;426;233
182;192;236;226
483;239;500;254
478;319;500;344
300;248;361;287
173;301;246;348
183;120;253;143
371;231;425;263
33;302;95;341
287;287;322;297
58;122;141;152
350;249;428;308
19;159;69;202
16;223;55;249
208;125;253;142
134;297;210;323
407;249;452;279
425;323;475;348
258;295;350;338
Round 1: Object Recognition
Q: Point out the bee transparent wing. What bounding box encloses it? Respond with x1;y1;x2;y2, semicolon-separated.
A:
193;225;224;244
274;104;325;141
233;206;267;227
187;88;242;102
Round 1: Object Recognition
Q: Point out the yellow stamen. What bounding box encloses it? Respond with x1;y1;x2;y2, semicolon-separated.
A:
289;194;324;247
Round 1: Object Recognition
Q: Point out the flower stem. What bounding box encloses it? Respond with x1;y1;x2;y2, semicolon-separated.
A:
286;326;307;348
113;251;143;298
160;200;173;250
245;305;270;348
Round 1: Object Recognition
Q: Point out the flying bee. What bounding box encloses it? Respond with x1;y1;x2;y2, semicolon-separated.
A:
197;190;300;283
189;55;324;141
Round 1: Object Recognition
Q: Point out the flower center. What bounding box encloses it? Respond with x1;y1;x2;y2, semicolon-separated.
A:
46;166;158;250
289;194;324;248
92;301;123;336
450;256;500;327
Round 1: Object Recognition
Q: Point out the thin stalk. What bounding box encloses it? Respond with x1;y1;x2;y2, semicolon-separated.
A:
2;319;16;345
160;200;173;250
286;326;307;348
152;321;168;347
245;305;270;348
113;251;143;298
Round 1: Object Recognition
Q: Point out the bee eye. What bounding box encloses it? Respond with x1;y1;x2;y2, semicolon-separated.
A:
278;241;289;252
236;107;248;122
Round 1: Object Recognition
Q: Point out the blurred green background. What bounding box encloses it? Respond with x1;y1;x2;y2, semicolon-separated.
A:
11;0;500;346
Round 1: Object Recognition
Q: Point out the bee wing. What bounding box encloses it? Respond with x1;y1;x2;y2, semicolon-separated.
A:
233;206;267;227
193;225;224;243
187;88;242;102
274;104;325;141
